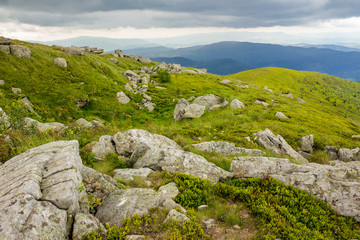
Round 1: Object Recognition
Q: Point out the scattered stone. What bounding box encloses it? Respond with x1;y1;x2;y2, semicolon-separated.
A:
0;36;11;45
0;107;11;129
76;99;90;108
113;168;154;183
9;45;31;58
54;58;68;68
284;93;294;99
208;104;222;112
338;148;360;161
20;97;41;118
64;46;85;56
192;141;265;156
239;85;250;88
0;79;4;85
107;58;118;64
155;86;167;90
91;135;116;161
72;213;107;240
125;83;136;94
142;99;156;112
230;156;360;221
230;99;245;109
254;129;308;163
117;91;131;104
264;86;273;92
11;87;21;94
75;118;93;128
202;219;217;229
275;112;289;119
158;182;179;199
164;209;190;223
254;100;269;106
24;117;66;133
198;205;208;211
324;146;339;160
115;49;125;58
221;79;232;84
124;70;141;81
297;97;307;104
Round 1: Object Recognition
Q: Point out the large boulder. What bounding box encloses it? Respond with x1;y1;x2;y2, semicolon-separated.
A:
117;91;131;104
9;45;31;58
338;148;360;161
64;46;85;56
0;45;10;54
0;107;11;129
325;146;339;160
91;135;116;161
192;94;225;109
230;157;360;221
192;141;265;156
123;70;141;81
112;129;233;183
72;213;106;240
54;58;68;68
0;141;83;239
254;129;308;164
24;117;66;133
173;98;205;122
0;37;11;45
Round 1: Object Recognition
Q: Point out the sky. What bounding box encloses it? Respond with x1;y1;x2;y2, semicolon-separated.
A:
1;0;360;45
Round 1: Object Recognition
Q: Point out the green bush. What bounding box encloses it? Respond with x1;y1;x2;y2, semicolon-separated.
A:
155;69;172;83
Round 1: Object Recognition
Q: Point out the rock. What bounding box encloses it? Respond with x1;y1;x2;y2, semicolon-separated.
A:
192;141;265;156
198;205;208;210
230;99;245;109
301;135;314;154
173;99;205;121
275;112;289;119
221;79;232;84
254;129;308;164
0;79;4;85
9;45;31;58
0;140;82;239
112;129;233;184
338;148;360;161
138;85;148;93
0;45;10;54
24;117;66;133
352;135;360;139
0;36;11;45
160;197;186;213
0;107;11;129
125;83;137;94
139;58;151;63
297;97;307;104
202;219;217;229
230;157;360;221
254;100;269;106
142;99;156;112
192;94;224;109
11;87;21;94
264;86;273;92
107;58;118;64
284;93;294;99
164;209;190;223
181;69;198;74
117;91;131;104
126;235;146;240
124;70;141;81
76;99;90;108
168;64;182;73
91;135;116;161
208;104;222;111
113;168;154;183
64;46;85;56
75;118;93;128
115;49;125;58
20;97;41;118
158;182;179;199
324;146;339;160
54;58;68;68
72;213;107;240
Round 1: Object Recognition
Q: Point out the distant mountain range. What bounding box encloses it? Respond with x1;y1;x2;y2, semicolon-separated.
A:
126;41;360;82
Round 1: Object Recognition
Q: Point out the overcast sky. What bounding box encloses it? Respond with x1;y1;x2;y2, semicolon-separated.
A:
1;0;360;44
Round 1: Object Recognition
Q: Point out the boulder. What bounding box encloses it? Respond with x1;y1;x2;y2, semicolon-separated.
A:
230;99;245;109
254;129;308;163
168;64;182;73
173;98;205;122
0;107;11;129
124;70;141;81
142;99;156;112
76;99;90;108
220;79;232;84
0;79;4;85
91;135;116;161
284;93;294;99
64;46;85;56
112;129;233;184
107;58;118;64
54;58;68;68
264;86;273;92
230;157;360;221
192;94;224;109
324;146;339;160
338;148;360;161
139;58;151;63
75;118;93;128
297;97;307;104
275;112;289;119
24;117;66;133
254;100;269;106
9;45;31;58
12;87;21;94
158;182;179;199
115;49;125;58
301;135;314;154
117;91;131;104
0;45;10;54
164;209;190;223
192;141;265;156
113;168;154;183
202;219;217;229
0;36;11;45
72;213;107;240
0;140;82;239
352;135;360;140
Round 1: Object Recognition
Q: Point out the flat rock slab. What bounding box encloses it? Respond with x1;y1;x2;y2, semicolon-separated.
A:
192;141;265;156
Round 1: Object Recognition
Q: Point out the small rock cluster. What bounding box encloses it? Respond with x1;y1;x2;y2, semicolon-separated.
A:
0;36;31;58
325;146;360;161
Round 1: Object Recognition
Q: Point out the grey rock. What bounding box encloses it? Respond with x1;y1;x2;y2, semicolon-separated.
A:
21;97;41;118
339;148;360;161
164;209;190;223
75;118;93;128
113;129;233;184
117;91;131;104
126;235;146;240
325;146;339;160
24;117;66;133
142;99;156;112
139;58;151;63
12;87;21;94
202;219;217;229
173;99;205;121
158;182;179;199
254;100;269;106
0;45;10;54
115;49;125;58
54;58;68;68
124;70;141;81
264;86;273;92
181;69;198;74
138;85;148;93
254;129;308;164
64;46;85;55
0;140;82;239
113;168;154;183
301;135;314;154
352;135;360;139
76;99;90;108
125;83;137;94
0;79;4;85
10;45;31;58
297;97;307;104
275;112;289;119
230;156;360;221
198;205;208;210
192;141;265;156
160;197;186;213
284;93;294;99
91;135;116;161
230;99;245;109
107;58;118;64
72;213;107;240
0;107;11;129
208;104;222;111
168;64;182;73
0;37;11;45
220;79;232;84
192;94;223;109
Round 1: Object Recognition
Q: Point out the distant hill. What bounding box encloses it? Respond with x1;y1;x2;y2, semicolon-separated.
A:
127;41;360;82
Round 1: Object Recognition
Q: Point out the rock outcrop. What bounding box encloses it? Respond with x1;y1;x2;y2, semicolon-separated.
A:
113;129;233;183
254;129;308;163
230;156;360;221
192;94;226;109
0;107;11;129
192;141;265;156
24;117;66;133
113;168;154;183
90;135;116;161
173;98;205;122
64;46;85;56
324;146;360;161
10;45;31;58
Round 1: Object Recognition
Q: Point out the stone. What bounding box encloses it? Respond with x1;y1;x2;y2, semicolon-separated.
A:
21;97;41;118
202;219;217;229
254;100;269;106
113;168;154;183
192;94;224;109
0;36;11;45
230;99;245;109
76;99;90;108
124;70;141;81
112;129;233;184
230;157;360;221
9;45;31;58
324;146;339;160
142;100;156;112
54;58;68;68
126;235;146;240
192;141;265;156
275;112;289;119
115;49;125;58
181;69;198;74
75;118;93;128
117;91;131;104
139;58;151;63
264;86;273;92
72;213;107;240
254;129;308;164
138;85;148;93
297;97;307;104
12;87;21;94
0;140;82;239
107;58;118;64
164;209;190;223
158;182;179;199
91;135;116;161
0;107;11;129
24;117;66;133
352;135;360;139
338;148;360;161
0;79;4;85
160;197;186;213
64;46;85;56
208;104;222;111
284;93;294;99
0;45;10;54
221;79;232;84
198;205;208;210
301;135;314;154
168;64;182;73
173;99;205;121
